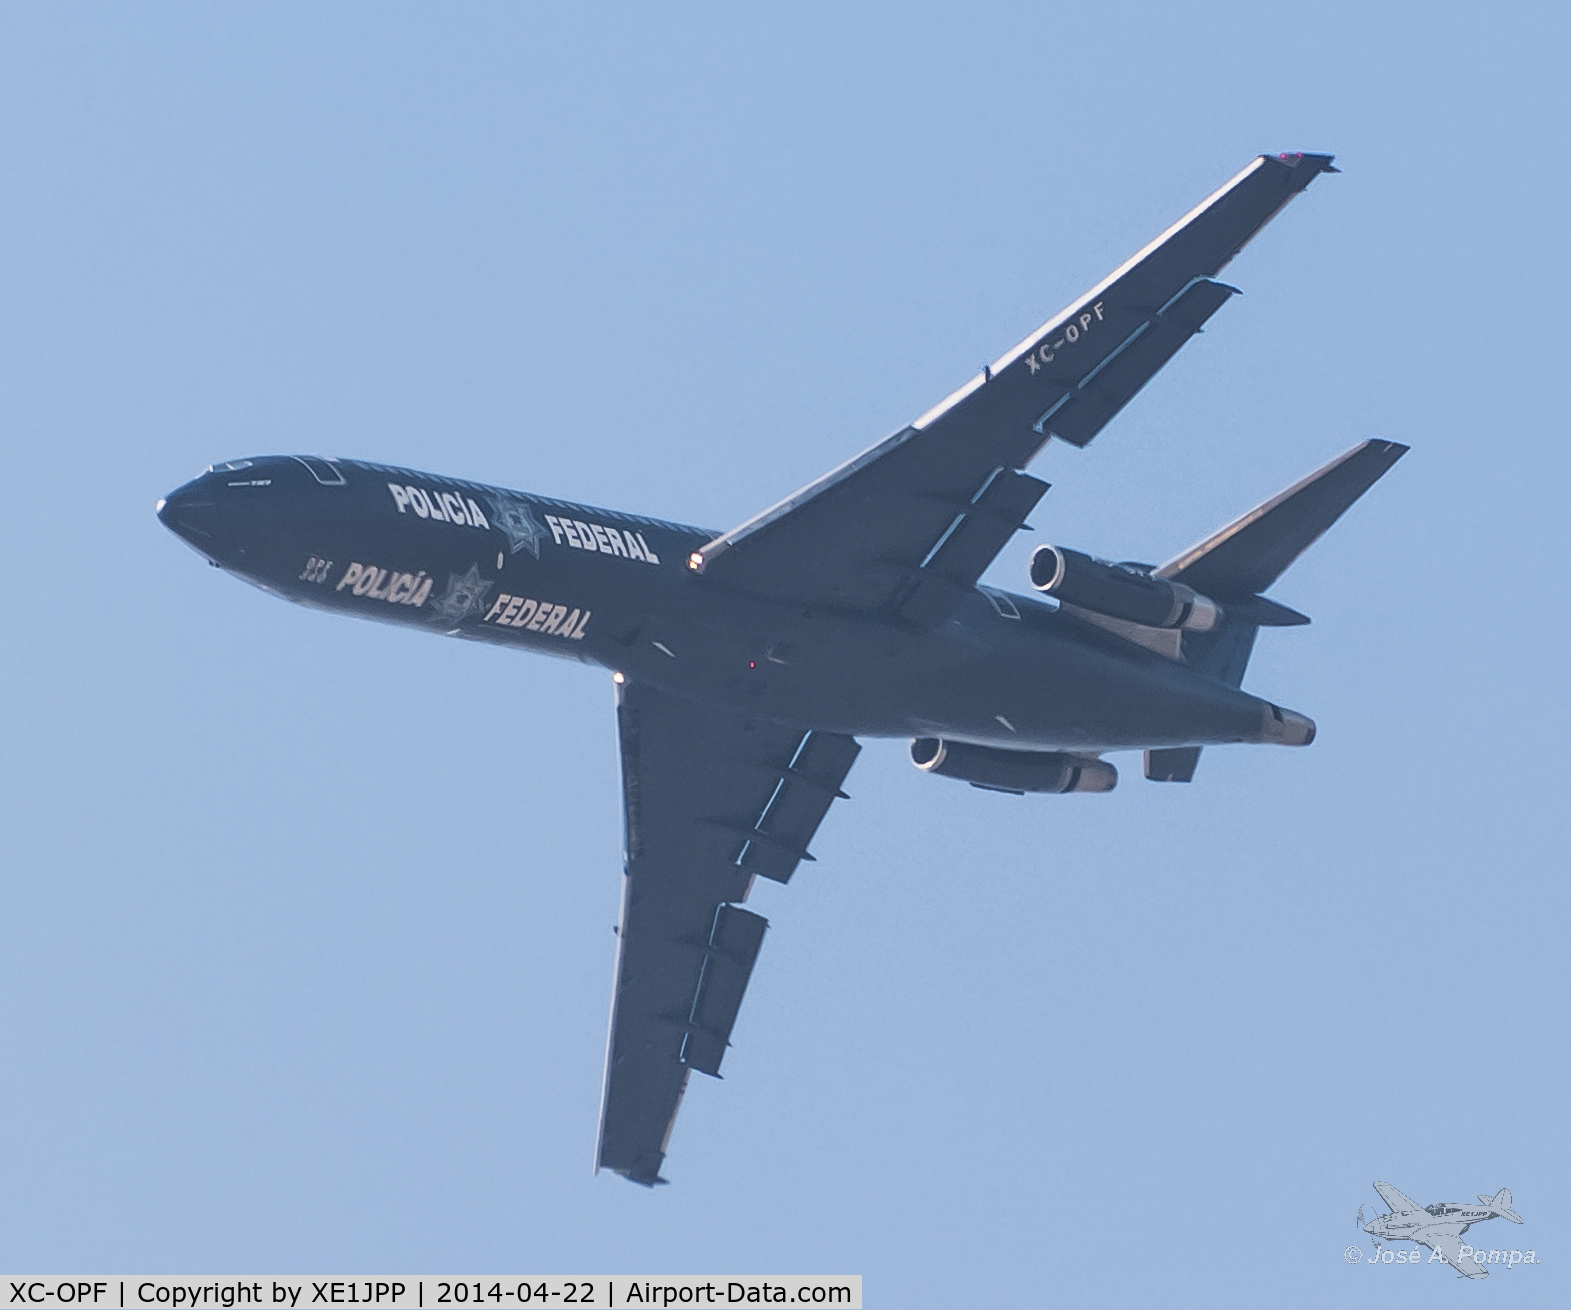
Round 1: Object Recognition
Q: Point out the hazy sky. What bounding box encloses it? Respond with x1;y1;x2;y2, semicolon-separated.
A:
1;3;1566;1304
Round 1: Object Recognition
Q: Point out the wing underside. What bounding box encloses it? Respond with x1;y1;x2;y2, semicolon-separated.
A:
596;682;859;1185
1418;1228;1488;1279
1375;1181;1425;1215
693;152;1338;622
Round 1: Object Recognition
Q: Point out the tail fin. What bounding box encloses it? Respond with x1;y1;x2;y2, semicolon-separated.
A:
1143;440;1407;784
1157;439;1409;600
1166;439;1407;684
1479;1188;1524;1223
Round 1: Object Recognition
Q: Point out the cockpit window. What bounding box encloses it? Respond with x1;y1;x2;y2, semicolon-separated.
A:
208;459;253;473
291;456;347;486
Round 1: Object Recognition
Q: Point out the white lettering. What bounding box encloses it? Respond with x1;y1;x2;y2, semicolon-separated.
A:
465;498;489;530
545;515;564;544
337;563;429;606
513;599;538;628
388;483;411;513
409;488;432;519
575;520;597;551
561;519;582;548
625;532;646;561
635;532;660;564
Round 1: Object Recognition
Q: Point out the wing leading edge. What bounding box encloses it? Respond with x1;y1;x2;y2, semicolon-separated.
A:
597;682;859;1185
1375;1181;1425;1215
692;152;1336;622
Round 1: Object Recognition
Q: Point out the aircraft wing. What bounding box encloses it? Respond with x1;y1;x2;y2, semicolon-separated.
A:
595;681;860;1185
1417;1226;1489;1279
692;152;1338;625
1375;1181;1425;1215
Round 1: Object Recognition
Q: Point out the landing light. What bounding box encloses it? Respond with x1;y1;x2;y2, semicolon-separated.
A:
687;552;705;572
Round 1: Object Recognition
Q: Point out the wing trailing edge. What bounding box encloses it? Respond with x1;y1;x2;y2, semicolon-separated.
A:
690;153;1338;624
597;683;859;1186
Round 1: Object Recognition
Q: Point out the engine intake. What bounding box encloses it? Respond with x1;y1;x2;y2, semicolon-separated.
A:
1030;544;1222;632
911;738;1117;794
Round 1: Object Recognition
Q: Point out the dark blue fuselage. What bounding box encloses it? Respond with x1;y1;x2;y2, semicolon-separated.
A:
158;454;1283;754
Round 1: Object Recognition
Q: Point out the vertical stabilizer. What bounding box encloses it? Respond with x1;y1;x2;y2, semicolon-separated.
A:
1144;440;1407;782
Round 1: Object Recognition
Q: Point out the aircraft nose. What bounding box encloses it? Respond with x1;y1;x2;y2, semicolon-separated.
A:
156;480;219;548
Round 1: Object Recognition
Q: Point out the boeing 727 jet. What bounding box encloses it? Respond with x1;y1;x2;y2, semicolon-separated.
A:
158;151;1405;1185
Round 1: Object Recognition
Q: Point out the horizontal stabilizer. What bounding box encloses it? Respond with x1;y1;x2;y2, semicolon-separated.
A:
1480;1188;1524;1223
1145;746;1202;783
1157;440;1408;598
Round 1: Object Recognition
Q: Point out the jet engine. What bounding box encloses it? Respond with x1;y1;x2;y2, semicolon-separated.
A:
1030;544;1222;632
911;738;1117;794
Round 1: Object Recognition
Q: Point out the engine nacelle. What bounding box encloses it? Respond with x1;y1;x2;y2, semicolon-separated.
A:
911;738;1117;794
1030;544;1222;632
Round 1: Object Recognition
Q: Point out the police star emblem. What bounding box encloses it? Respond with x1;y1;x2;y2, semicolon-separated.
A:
426;563;494;626
488;495;548;558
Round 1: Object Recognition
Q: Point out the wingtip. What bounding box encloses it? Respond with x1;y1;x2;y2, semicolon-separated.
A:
1266;151;1339;184
1271;150;1338;169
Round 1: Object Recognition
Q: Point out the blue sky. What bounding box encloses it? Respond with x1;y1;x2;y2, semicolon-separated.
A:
1;2;1566;1304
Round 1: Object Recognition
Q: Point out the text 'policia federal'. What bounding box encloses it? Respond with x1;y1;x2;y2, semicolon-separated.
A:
158;151;1404;1186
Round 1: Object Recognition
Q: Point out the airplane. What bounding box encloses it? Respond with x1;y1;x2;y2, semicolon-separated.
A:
157;150;1406;1186
1363;1182;1524;1277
